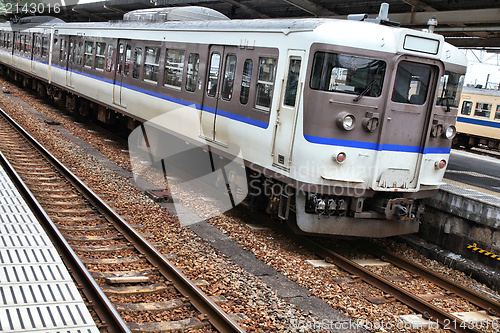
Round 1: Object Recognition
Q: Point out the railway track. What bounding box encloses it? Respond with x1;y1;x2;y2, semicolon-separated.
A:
275;220;500;333
0;107;245;333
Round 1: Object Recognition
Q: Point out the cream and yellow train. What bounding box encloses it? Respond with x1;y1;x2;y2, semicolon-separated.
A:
455;87;500;149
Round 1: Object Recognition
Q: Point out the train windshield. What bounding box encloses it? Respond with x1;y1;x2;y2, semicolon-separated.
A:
310;52;386;98
436;71;465;108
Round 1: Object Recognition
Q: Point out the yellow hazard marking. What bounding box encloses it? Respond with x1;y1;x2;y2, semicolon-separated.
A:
467;243;500;261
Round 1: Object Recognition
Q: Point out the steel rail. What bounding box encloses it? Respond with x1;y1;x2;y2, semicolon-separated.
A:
275;221;483;333
0;150;131;333
362;242;500;316
0;108;245;333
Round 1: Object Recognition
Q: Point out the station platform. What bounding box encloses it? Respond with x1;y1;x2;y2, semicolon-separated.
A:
0;162;99;332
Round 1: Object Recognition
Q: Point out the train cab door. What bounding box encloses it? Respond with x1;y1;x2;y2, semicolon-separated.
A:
113;39;131;107
271;49;305;171
373;58;441;190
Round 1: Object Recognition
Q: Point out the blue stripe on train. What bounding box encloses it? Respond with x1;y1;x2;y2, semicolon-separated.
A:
457;116;500;129
303;134;450;154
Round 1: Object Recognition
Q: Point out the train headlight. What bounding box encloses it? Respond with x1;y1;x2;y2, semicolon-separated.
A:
337;112;355;131
442;124;456;140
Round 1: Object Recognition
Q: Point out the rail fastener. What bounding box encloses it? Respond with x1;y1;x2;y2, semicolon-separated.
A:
467;243;500;261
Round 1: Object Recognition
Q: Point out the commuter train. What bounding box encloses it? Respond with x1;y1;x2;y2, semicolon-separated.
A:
454;87;500;150
0;5;467;237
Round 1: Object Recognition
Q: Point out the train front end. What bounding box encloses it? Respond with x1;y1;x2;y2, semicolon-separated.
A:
291;18;467;237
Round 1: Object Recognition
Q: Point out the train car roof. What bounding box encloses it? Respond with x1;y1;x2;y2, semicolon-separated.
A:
462;87;500;97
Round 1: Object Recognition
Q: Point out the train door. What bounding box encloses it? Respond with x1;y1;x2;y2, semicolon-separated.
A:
113;39;131;107
30;33;36;73
66;36;78;87
200;45;223;141
271;50;305;170
200;45;237;144
373;59;441;190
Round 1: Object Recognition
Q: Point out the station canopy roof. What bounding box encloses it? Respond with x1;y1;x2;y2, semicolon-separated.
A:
3;0;500;50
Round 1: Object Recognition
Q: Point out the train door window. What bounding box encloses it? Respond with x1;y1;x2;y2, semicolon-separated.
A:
95;42;106;70
165;49;185;89
185;53;199;92
144;46;161;83
69;39;75;63
392;61;432;105
132;47;142;79
76;41;83;66
461;101;472;115
7;33;12;49
84;41;93;68
221;53;237;100
284;58;301;107
495;105;500;120
123;44;132;77
474;102;491;118
240;59;253;105
21;35;26;53
34;35;42;56
60;39;67;62
106;44;114;72
41;37;48;57
25;35;32;54
207;52;220;97
255;57;277;111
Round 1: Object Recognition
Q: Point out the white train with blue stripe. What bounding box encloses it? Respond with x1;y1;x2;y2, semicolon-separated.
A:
0;5;467;237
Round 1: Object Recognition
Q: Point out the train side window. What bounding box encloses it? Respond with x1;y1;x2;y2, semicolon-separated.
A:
284;58;301;107
474;102;491;118
207;52;221;97
461;101;472;115
41;37;48;57
106;44;114;72
165;49;185;89
132;47;142;79
256;57;277;111
495;105;500;120
144;47;161;83
185;53;200;92
84;41;94;68
95;42;106;70
221;53;237;100
240;59;253;105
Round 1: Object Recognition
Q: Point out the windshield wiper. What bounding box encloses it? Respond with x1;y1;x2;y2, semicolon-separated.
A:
353;79;378;102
